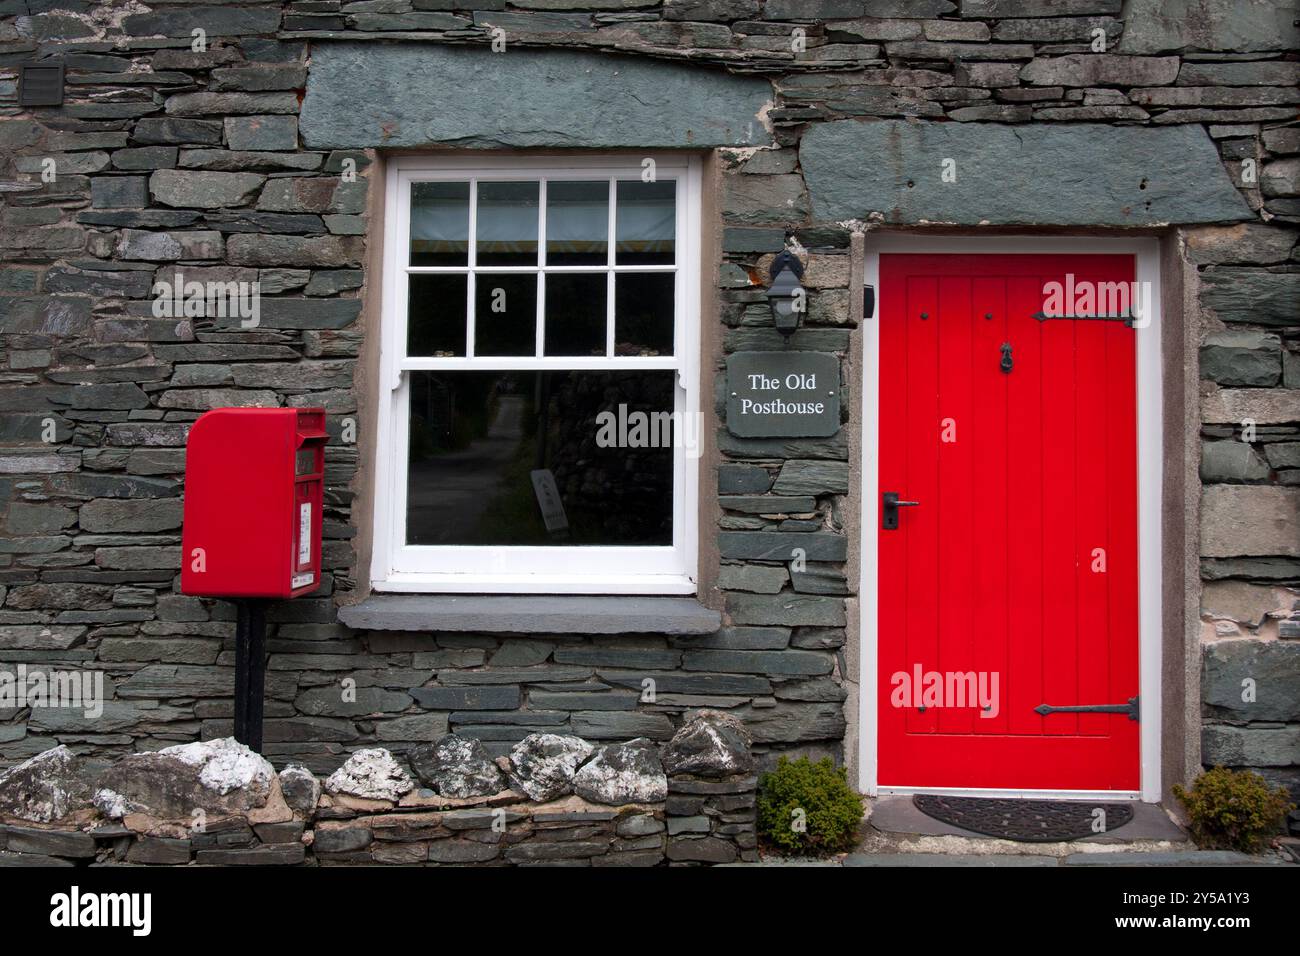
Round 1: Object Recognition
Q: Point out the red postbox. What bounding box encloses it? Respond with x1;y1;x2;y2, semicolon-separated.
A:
181;407;327;599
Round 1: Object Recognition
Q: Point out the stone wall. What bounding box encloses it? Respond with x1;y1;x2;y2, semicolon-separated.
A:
0;0;1297;803
0;713;759;865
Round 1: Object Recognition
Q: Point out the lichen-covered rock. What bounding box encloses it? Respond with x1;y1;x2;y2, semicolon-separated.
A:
324;748;414;802
96;737;275;820
0;746;96;823
508;733;595;802
661;711;753;778
410;734;506;798
160;738;274;794
279;764;321;813
572;738;667;805
92;787;130;819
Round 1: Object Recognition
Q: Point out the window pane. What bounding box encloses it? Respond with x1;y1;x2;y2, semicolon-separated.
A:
546;180;608;266
406;370;675;547
407;274;467;356
544;273;606;357
475;274;536;356
410;182;469;266
616;180;675;265
477;181;539;266
615;273;674;356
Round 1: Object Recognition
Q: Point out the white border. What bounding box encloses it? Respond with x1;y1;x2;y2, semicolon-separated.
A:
858;236;1164;803
372;155;702;594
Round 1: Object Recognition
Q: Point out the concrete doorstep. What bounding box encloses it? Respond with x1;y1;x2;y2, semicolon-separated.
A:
736;796;1297;867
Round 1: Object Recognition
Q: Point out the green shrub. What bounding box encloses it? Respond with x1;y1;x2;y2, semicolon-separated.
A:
757;756;864;855
1173;766;1294;853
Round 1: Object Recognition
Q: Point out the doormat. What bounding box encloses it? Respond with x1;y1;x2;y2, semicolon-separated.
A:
912;794;1135;842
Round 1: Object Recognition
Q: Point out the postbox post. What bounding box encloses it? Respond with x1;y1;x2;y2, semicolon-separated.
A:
232;599;268;752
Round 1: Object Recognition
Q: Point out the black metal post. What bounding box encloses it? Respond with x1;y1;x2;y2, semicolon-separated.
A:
232;598;268;752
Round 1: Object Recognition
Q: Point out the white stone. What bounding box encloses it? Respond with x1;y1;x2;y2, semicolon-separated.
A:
324;748;414;801
159;737;274;795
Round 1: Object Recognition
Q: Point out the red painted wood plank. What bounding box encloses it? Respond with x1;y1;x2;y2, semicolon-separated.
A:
905;274;940;737
1005;275;1045;738
937;275;975;734
1040;272;1080;736
970;277;1009;735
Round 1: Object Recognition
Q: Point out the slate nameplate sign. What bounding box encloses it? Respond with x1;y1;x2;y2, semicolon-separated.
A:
727;351;840;438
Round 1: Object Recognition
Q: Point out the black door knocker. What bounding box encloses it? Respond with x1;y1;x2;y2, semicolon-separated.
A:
1000;342;1013;373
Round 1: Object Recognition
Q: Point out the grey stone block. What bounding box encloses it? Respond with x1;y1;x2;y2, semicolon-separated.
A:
1201;331;1282;387
718;565;789;594
718;532;846;562
91;176;148;209
1202;724;1300;767
408;686;521;710
1203;639;1300;723
801;120;1251;226
1200;269;1300;327
5;827;95;858
301;43;772;149
224;115;299;151
132;118;224;145
1200;441;1271;483
683;648;833;675
1118;0;1297;54
718;464;773;495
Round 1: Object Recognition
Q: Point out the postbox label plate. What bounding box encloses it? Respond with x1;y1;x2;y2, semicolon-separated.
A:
297;503;311;564
726;351;841;438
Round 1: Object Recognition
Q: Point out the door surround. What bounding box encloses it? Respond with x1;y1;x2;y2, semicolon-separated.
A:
857;236;1165;803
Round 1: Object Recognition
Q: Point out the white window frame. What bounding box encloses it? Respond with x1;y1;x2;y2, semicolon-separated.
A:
372;154;702;595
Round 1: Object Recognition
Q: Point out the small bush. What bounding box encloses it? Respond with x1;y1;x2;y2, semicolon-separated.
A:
757;756;864;855
1173;766;1294;853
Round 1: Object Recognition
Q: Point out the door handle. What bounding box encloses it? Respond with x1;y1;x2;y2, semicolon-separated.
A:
882;491;919;530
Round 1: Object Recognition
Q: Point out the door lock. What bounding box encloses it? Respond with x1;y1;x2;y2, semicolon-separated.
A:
882;491;919;530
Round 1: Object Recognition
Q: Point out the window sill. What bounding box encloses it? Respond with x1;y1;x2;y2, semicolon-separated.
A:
337;593;721;635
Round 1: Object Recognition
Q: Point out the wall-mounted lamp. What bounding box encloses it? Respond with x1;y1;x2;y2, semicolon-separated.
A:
767;250;806;338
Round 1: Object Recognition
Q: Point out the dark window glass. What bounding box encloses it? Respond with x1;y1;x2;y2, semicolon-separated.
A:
546;180;608;266
410;182;469;266
544;273;606;357
614;273;674;356
406;370;675;546
474;274;536;356
407;274;468;356
477;181;538;266
616;180;675;265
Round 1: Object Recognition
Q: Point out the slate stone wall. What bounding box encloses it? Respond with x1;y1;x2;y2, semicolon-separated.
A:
0;1;1296;801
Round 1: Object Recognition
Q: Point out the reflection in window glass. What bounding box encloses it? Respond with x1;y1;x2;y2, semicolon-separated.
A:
546;181;608;266
406;370;675;546
477;181;539;266
615;273;674;356
545;273;606;357
616;180;675;265
410;182;469;266
474;274;536;356
407;274;468;356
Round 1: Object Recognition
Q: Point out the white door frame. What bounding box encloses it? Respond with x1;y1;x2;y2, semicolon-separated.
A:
857;235;1164;803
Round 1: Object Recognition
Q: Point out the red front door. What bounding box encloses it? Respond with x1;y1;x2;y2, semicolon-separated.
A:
878;253;1140;791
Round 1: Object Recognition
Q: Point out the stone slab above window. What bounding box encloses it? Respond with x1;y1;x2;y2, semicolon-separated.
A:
300;43;774;150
